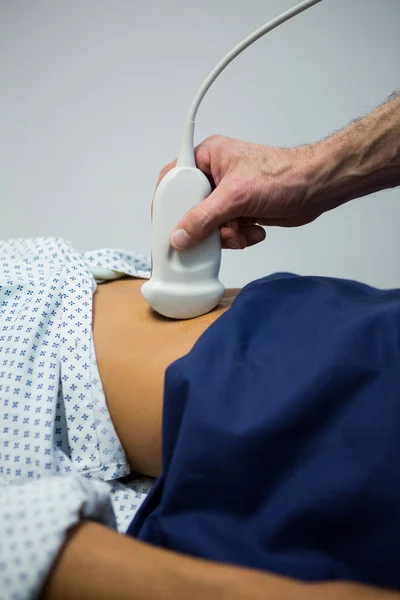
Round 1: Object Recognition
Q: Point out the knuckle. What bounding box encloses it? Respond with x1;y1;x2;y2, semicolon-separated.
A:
186;201;222;238
207;134;225;147
199;135;227;156
193;203;214;228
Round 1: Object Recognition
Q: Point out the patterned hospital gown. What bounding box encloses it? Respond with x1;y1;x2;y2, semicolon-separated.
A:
0;238;154;600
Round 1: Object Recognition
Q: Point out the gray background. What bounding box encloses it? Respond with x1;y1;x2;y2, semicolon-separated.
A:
1;0;399;288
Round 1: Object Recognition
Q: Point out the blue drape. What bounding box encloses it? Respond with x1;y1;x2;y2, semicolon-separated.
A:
128;274;400;589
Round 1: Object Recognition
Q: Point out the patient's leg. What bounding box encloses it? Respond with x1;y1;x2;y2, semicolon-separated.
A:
93;278;239;477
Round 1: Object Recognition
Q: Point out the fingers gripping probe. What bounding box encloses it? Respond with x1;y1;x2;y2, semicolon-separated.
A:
142;0;323;319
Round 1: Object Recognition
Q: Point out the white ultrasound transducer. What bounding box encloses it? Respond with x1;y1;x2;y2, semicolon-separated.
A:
141;0;323;319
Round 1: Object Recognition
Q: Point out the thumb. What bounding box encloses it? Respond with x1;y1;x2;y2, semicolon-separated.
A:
170;178;239;250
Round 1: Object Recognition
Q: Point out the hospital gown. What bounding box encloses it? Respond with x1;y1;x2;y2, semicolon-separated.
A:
0;237;153;600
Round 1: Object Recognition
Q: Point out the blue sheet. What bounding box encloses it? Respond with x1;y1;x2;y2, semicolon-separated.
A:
128;273;400;589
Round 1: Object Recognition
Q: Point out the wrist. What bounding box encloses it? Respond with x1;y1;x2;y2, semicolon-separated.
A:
303;135;357;215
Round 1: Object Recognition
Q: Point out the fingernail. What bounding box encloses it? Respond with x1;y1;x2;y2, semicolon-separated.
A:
253;230;266;243
226;238;241;250
171;229;191;250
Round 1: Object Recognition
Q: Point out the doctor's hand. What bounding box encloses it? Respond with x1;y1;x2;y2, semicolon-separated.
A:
158;135;327;251
157;94;400;250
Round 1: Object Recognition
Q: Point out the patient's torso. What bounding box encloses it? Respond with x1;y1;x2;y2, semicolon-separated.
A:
93;278;239;476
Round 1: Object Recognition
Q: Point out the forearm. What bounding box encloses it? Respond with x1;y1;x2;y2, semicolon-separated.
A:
42;521;399;600
309;93;400;213
41;522;302;600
